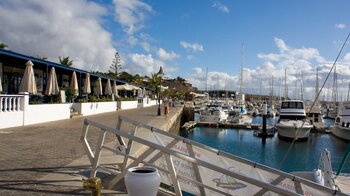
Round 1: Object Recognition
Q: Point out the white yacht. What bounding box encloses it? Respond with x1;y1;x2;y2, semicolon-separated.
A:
332;104;350;141
228;104;252;124
199;105;228;124
276;100;313;140
306;105;325;132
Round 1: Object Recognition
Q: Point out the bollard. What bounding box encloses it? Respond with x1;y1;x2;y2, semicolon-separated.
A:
83;177;102;196
262;103;267;137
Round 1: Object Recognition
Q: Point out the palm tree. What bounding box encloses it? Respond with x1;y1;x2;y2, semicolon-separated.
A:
59;56;73;67
132;74;144;86
150;73;161;92
0;43;8;49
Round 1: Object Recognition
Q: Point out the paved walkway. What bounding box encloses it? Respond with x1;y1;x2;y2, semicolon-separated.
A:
0;105;182;195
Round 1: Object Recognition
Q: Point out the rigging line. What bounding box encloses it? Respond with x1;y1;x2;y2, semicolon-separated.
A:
279;32;350;170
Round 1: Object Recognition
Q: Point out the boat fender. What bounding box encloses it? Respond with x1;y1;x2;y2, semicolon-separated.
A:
313;169;324;186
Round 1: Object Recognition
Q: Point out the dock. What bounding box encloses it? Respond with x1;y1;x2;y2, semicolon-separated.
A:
196;122;260;129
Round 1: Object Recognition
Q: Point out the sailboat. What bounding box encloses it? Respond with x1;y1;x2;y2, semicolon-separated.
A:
306;68;325;132
228;44;252;124
327;66;339;119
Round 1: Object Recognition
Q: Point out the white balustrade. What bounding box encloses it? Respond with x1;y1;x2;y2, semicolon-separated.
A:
0;95;24;112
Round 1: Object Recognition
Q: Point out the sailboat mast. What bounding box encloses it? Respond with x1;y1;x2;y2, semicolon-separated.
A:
271;75;274;104
284;69;287;99
300;73;304;100
314;68;319;102
259;77;262;103
347;81;350;101
205;67;208;92
239;43;244;93
332;65;338;105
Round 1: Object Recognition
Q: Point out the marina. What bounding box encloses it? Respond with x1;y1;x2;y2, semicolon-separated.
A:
185;116;349;174
1;1;350;194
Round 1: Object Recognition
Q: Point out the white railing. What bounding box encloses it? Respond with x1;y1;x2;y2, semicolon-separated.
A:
0;93;70;129
0;94;23;112
81;116;346;196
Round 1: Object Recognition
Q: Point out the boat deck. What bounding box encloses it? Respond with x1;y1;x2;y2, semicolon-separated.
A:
197;122;261;129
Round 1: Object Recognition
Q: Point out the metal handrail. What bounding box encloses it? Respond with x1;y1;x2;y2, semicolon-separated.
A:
115;115;343;192
81;116;346;196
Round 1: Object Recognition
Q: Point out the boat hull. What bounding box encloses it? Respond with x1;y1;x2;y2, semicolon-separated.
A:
331;125;350;141
276;122;312;140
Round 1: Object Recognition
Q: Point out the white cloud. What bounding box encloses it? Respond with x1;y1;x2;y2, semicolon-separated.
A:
186;55;194;60
335;23;346;29
113;0;153;35
0;0;116;72
180;41;204;52
157;48;179;61
127;53;180;76
212;1;229;13
343;53;350;62
274;37;289;52
186;68;236;91
188;38;350;100
193;67;203;75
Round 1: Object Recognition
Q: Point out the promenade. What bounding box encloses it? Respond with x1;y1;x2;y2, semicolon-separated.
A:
0;105;182;195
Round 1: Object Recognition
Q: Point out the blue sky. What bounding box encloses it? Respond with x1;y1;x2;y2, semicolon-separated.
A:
0;0;349;100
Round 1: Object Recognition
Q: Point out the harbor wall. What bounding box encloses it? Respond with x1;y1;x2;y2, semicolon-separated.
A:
181;106;195;126
148;105;184;135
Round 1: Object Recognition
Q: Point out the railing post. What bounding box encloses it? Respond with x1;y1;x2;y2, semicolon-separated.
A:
0;97;3;112
9;97;13;111
17;97;21;111
19;92;29;125
4;97;8;112
19;92;29;111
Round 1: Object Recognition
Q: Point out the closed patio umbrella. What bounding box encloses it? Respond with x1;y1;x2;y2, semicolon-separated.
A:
19;60;37;94
45;67;60;95
94;77;102;96
70;71;79;96
83;73;91;95
105;79;112;96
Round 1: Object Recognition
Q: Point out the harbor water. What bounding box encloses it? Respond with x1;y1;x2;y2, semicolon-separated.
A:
186;116;350;173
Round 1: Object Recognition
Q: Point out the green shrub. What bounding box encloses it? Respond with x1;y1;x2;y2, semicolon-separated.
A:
78;98;88;103
119;97;136;101
62;87;77;102
88;96;114;102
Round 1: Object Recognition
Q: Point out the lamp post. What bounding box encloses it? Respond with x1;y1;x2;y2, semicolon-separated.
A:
157;66;164;116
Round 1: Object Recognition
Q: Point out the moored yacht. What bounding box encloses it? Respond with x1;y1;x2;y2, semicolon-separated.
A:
276;100;313;140
307;105;325;132
228;104;252;124
332;103;350;141
199;105;228;124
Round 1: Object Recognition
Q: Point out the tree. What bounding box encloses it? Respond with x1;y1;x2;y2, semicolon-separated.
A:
132;74;144;86
33;55;48;60
59;56;73;67
110;52;122;78
118;71;133;82
176;76;186;83
0;43;8;49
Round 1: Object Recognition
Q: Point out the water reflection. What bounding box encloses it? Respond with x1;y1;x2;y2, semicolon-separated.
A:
186;119;349;173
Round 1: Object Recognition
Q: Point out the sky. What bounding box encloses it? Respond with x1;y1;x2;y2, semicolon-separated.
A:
0;0;350;100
